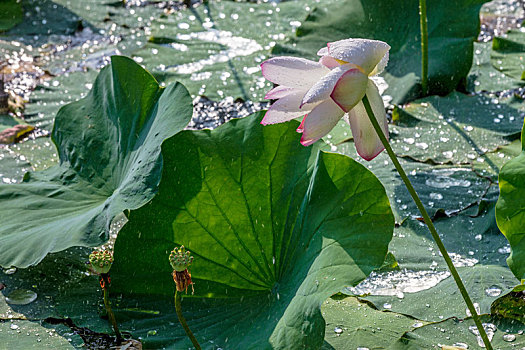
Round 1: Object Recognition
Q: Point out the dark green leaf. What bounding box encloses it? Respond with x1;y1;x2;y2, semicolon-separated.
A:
496;120;525;281
0;0;22;32
0;56;193;268
492;30;525;81
391;92;525;164
466;42;524;93
393;315;525;349
322;296;422;349
491;285;525;323
111;112;394;349
346;195;519;322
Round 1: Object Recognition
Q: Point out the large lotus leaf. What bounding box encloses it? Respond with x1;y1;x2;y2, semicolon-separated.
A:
23;71;98;132
3;0;83;45
0;247;112;336
0;146;32;185
337;144;490;223
391;92;525;164
492;30;525;81
0;318;79;349
323;295;525;349
345;193;519;322
110;111;394;349
272;0;487;104
4;137;58;173
128;0;337;100
466;41;524;93
393;315;525;349
496;121;525;281
322;295;426;349
0;56;193;268
0;0;22;32
472;139;522;181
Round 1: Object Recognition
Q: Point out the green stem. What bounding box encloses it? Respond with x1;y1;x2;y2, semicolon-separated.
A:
361;95;493;350
101;275;123;344
175;291;202;350
419;0;429;95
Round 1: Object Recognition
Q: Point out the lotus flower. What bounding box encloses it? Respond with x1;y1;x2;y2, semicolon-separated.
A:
260;38;390;160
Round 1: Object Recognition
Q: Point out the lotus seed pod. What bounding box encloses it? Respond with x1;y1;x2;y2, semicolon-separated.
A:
89;250;113;274
169;245;194;272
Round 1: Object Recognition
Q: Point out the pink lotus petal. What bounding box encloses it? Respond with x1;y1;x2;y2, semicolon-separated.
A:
300;99;344;146
301;64;357;107
330;69;368;112
265;85;297;99
327;39;390;75
346;80;388;161
260;57;329;89
261;90;315;125
319;55;340;69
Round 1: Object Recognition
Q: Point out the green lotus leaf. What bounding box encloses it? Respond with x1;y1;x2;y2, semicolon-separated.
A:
496;121;525;281
0;56;193;268
111;112;394;349
466;42;524;93
391;92;525;164
0;0;22;32
492;30;525;81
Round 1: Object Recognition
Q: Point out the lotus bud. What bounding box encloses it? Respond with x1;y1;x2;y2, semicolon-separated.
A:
89;250;113;274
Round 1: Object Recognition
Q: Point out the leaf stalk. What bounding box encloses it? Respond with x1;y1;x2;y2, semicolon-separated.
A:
419;0;429;95
175;291;202;349
101;274;123;344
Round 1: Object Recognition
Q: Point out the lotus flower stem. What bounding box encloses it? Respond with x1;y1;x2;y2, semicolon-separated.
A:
362;95;493;350
419;0;429;95
175;291;201;350
101;274;123;344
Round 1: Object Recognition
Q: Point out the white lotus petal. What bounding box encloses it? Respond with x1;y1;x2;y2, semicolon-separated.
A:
327;39;390;75
265;85;298;99
330;68;369;112
260;57;329;88
261;90;316;125
369;51;389;76
317;46;329;56
302;64;364;107
300;99;344;146
319;55;340;69
347;80;388;160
